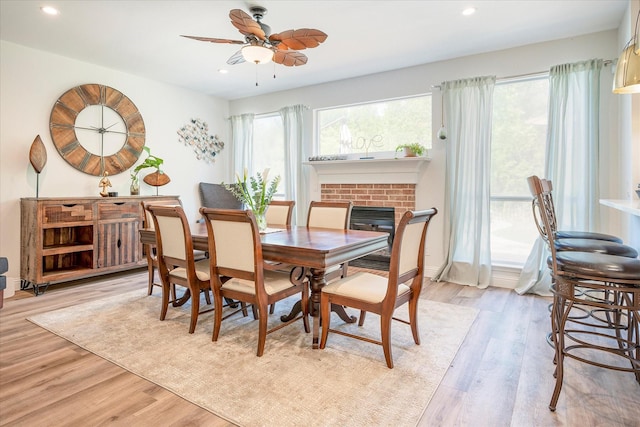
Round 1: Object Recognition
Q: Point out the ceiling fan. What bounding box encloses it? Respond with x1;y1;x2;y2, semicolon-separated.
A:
181;6;328;67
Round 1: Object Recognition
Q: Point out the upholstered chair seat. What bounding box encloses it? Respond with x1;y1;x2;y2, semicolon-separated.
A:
222;270;299;295
168;258;211;281
323;272;411;303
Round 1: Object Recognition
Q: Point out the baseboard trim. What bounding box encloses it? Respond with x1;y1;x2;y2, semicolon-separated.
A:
424;265;521;289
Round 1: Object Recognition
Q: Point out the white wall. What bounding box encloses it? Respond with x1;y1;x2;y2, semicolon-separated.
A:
0;41;231;298
229;30;622;282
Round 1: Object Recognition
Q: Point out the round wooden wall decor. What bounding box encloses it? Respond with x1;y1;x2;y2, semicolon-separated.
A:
49;84;146;176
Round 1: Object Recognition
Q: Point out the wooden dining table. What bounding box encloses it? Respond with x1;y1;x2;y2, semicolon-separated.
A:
139;223;389;348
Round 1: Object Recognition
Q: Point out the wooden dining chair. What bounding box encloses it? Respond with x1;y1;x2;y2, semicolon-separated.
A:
142;200;208;297
307;201;353;280
146;204;213;334
263;200;295;314
319;208;438;369
527;175;640;410
200;207;309;356
265;200;295;227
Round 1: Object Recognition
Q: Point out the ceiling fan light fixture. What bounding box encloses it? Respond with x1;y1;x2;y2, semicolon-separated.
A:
241;45;273;64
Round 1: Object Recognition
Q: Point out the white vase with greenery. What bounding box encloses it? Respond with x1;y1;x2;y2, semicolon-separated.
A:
224;168;281;231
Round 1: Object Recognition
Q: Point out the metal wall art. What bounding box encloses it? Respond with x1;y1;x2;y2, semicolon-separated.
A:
177;118;224;163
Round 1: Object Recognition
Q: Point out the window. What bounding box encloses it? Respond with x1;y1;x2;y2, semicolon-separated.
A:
316;95;432;158
490;76;548;266
252;114;286;197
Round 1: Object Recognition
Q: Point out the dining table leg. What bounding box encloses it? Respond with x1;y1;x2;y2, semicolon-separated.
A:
308;267;326;349
280;267;358;347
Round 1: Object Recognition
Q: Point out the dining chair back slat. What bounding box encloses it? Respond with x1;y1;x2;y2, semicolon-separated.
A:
265;200;295;227
210;218;257;274
307;201;352;229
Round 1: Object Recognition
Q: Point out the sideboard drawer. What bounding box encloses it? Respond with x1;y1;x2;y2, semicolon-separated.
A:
97;201;140;220
43;203;93;224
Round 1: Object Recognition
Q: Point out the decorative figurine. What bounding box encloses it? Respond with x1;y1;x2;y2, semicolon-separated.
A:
99;172;112;197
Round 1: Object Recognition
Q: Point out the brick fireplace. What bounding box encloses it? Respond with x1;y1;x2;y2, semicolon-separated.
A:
307;157;428;270
320;183;416;226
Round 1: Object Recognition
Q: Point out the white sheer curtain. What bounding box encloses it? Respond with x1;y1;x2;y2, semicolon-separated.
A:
279;105;308;225
516;59;603;295
434;76;496;288
229;113;255;180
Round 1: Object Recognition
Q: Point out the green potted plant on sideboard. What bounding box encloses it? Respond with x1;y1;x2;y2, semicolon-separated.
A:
130;146;164;195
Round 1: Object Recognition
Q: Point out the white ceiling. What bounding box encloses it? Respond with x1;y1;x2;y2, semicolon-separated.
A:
0;0;628;100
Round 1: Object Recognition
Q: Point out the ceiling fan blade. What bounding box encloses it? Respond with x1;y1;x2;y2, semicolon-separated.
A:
180;35;245;45
229;9;266;40
269;29;328;51
227;50;246;65
273;50;308;67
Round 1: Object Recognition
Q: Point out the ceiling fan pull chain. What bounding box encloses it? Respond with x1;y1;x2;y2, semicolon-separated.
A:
255;64;259;86
273;62;276;80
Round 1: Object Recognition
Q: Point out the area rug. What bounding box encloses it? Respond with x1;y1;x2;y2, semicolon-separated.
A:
28;289;478;427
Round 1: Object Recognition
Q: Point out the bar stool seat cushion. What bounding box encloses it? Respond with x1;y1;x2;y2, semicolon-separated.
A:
549;251;640;282
556;230;622;243
555;238;638;258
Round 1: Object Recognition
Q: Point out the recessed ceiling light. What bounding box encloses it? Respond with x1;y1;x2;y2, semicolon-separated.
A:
462;7;476;16
40;6;60;16
218;69;228;74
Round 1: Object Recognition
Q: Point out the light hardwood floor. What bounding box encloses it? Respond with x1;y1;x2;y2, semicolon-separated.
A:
1;269;638;426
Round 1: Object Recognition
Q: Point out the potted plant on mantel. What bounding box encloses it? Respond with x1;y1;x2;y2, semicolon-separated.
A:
130;146;165;195
395;143;426;158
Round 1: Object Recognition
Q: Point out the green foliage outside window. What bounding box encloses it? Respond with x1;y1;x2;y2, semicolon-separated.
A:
317;95;432;156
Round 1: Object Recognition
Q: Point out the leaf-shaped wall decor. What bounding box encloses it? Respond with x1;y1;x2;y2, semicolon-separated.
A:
29;135;47;174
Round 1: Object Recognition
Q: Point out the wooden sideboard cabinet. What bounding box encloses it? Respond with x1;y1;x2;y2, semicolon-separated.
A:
20;196;180;291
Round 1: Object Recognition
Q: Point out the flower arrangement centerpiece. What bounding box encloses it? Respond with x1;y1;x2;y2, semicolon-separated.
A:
224;168;281;231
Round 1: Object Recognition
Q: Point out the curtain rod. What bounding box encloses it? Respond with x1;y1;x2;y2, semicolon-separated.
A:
430;59;614;90
226;104;310;120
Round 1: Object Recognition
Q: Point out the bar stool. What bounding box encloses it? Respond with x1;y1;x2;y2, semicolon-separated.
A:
527;175;640;411
532;178;638;258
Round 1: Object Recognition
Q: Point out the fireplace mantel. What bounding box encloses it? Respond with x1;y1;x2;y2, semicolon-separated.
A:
304;157;430;184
